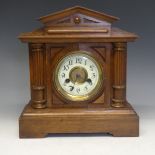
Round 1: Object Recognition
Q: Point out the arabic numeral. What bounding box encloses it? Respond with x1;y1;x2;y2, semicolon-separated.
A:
69;86;74;91
61;73;65;78
76;88;80;93
84;86;88;91
92;73;96;78
90;65;94;71
76;57;82;64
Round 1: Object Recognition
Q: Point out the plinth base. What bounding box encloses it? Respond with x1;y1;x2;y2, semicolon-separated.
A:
19;103;139;138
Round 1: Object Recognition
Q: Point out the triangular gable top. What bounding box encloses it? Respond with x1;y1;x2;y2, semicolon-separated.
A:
39;6;119;24
19;6;138;43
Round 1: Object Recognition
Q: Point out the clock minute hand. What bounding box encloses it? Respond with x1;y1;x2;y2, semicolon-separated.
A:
69;75;78;91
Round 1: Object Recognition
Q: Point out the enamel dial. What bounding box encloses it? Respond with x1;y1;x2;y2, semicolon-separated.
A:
54;52;103;101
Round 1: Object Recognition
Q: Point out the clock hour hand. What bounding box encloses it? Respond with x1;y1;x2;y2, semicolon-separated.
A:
86;78;92;85
65;79;70;83
63;79;70;86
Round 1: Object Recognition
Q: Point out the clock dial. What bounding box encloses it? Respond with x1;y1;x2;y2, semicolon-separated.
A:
54;52;103;101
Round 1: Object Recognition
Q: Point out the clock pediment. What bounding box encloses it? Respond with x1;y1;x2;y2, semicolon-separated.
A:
42;13;111;27
39;6;119;25
19;6;138;43
39;6;119;35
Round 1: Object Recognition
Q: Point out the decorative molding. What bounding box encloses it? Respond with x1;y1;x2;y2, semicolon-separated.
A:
32;86;45;90
44;13;111;29
91;47;106;61
73;16;81;24
56;18;71;24
50;47;65;55
39;6;119;24
112;85;126;89
83;18;100;23
113;43;127;52
112;99;125;103
47;29;108;33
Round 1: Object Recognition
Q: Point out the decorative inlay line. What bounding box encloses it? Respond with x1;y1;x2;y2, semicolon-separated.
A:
83;18;100;23
32;86;45;90
56;18;71;24
32;100;46;103
112;85;125;89
47;29;108;33
112;99;125;103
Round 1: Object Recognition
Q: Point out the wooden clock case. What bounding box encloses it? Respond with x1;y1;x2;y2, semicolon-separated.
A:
19;6;139;138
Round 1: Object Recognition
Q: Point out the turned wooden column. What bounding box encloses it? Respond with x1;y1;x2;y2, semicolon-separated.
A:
29;43;46;109
112;42;127;107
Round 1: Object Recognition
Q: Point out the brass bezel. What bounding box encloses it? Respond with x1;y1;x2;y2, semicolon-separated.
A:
53;51;103;102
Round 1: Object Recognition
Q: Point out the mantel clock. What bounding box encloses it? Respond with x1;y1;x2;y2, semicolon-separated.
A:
19;6;139;138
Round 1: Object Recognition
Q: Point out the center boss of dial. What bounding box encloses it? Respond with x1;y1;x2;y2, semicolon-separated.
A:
69;67;88;84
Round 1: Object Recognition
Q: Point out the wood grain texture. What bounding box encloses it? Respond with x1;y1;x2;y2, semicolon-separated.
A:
19;6;139;138
19;102;139;138
46;43;109;108
19;28;138;43
112;42;127;107
39;6;119;24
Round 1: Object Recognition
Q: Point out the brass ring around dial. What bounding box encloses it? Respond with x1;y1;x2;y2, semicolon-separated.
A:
54;52;103;102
